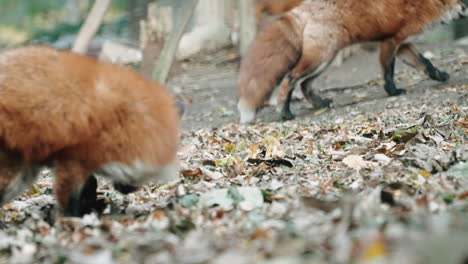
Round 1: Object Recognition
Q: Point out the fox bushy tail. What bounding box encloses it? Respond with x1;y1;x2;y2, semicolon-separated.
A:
237;15;302;123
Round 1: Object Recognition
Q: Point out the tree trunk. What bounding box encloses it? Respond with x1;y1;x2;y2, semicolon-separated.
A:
239;0;256;56
139;2;173;78
151;0;199;84
194;0;232;26
176;0;233;61
128;0;151;40
72;0;112;54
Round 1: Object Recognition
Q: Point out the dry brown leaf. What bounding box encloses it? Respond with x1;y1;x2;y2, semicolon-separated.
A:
181;168;203;178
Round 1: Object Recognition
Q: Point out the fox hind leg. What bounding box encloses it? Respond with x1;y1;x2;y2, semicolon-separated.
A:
300;76;333;109
54;160;98;217
380;38;407;96
397;43;449;82
279;50;332;121
0;150;40;206
69;175;99;217
281;74;296;121
276;77;290;114
276;75;299;121
0;166;40;205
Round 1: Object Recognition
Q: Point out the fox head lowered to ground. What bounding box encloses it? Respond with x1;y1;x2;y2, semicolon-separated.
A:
238;0;468;124
0;46;180;217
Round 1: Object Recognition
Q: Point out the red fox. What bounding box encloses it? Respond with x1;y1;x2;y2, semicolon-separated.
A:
238;0;467;123
0;46;180;217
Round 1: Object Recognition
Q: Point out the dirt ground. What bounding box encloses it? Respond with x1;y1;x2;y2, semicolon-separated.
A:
170;41;468;131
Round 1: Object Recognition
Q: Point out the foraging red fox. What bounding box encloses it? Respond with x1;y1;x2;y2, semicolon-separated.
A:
0;46;180;217
238;0;467;123
254;0;360;67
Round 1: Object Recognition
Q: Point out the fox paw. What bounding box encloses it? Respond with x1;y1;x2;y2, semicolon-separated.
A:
430;70;449;82
385;84;407;96
392;88;407;96
317;98;333;108
281;111;295;121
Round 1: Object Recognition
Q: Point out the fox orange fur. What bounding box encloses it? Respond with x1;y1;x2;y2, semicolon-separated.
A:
0;46;180;217
238;0;467;123
255;0;303;26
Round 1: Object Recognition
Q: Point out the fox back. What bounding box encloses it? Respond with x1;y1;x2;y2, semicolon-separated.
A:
0;46;180;216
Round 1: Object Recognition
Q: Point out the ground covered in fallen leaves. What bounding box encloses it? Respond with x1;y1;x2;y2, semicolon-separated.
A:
0;43;467;263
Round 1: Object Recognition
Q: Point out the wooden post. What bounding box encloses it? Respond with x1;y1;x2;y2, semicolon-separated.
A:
151;0;199;84
176;0;233;61
194;0;232;26
239;0;256;55
128;0;152;40
139;2;173;78
72;0;112;54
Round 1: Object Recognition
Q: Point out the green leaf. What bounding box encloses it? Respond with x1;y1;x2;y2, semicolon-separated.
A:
228;187;244;205
333;180;345;189
437;192;455;204
261;189;275;202
390;126;420;142
392;129;406;139
224;143;236;153
203;165;217;171
181;194;199;208
54;255;68;264
32;183;42;194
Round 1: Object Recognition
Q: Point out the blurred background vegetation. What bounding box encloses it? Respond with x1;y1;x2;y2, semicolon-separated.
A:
0;0;139;48
0;0;466;51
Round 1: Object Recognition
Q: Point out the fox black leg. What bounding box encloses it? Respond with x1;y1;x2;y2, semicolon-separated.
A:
63;175;98;217
113;183;139;194
397;43;449;82
281;74;297;121
418;53;449;81
282;87;296;121
300;77;333;108
384;56;406;96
